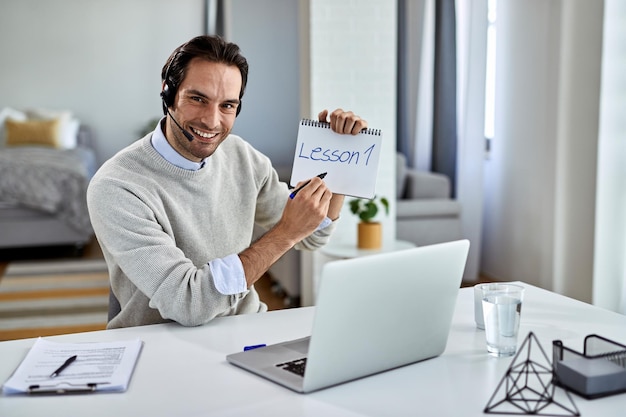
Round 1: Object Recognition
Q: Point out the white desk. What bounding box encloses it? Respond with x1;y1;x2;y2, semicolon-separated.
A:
1;283;625;416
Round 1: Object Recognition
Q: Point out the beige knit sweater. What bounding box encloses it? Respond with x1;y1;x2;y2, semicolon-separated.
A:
87;134;334;328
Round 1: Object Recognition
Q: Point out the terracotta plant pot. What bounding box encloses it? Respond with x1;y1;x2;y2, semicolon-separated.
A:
357;222;382;249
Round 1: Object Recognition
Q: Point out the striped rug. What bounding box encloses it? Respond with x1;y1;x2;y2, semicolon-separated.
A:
0;259;109;341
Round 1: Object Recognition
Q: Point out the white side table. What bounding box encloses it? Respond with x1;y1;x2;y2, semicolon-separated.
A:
306;240;416;304
320;239;416;259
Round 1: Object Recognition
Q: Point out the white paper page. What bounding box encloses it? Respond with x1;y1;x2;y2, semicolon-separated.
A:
290;120;383;199
2;338;143;394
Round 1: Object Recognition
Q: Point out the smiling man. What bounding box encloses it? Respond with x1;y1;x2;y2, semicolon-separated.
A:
162;58;242;160
87;35;367;329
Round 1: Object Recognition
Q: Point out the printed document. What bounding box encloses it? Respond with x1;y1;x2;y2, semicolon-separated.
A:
2;338;143;394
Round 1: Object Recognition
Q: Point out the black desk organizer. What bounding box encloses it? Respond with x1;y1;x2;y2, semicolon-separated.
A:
553;335;626;399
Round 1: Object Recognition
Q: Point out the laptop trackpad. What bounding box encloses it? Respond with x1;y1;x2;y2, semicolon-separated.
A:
283;337;310;354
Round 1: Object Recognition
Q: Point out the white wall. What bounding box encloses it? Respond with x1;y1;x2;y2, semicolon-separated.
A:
0;0;204;166
299;0;397;305
228;0;301;167
308;0;397;246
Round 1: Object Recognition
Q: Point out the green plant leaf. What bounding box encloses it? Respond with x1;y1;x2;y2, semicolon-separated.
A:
380;197;390;215
349;198;361;215
349;195;389;222
360;200;378;222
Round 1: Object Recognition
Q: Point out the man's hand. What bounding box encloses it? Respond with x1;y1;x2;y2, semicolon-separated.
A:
239;175;331;288
318;108;368;135
315;108;368;217
279;176;332;241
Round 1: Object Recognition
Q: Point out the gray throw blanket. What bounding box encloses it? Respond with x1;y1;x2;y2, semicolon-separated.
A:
0;146;93;233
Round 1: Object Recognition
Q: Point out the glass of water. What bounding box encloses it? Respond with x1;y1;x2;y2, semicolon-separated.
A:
481;283;525;357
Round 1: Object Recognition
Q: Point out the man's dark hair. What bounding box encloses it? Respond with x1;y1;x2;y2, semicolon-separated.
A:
162;35;249;101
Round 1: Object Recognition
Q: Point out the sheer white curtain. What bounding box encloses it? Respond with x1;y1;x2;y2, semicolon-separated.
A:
455;0;487;282
480;0;603;302
593;0;626;314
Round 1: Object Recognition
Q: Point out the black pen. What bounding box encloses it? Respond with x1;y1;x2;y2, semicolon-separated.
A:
50;355;77;378
289;172;327;199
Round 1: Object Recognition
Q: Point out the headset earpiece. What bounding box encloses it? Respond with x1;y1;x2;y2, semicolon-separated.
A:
160;52;178;115
161;81;175;109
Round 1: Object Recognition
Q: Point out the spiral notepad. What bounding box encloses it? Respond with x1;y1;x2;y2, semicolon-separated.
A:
289;119;383;199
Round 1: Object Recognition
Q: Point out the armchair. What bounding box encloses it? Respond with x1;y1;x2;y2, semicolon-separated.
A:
395;153;463;247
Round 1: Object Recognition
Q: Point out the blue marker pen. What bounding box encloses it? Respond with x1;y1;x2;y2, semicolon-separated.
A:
289;172;327;199
244;344;267;351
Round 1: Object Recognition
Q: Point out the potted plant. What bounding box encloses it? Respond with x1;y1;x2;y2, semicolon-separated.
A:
348;195;390;249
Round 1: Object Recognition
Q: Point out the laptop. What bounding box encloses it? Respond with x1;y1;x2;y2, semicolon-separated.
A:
226;239;470;393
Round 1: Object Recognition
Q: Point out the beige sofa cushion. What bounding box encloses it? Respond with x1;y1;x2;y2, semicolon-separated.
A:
5;118;62;148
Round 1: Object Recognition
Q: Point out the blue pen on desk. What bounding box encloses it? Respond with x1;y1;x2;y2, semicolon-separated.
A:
244;344;267;351
289;172;327;199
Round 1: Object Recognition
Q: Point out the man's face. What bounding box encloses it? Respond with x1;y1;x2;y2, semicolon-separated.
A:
164;58;242;161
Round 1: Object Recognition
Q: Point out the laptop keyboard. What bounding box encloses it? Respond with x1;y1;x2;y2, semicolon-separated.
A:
276;358;307;376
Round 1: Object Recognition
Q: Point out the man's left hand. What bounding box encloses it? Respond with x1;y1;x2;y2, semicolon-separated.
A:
318;108;368;135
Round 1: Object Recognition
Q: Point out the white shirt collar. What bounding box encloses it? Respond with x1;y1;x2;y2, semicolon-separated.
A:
151;118;206;171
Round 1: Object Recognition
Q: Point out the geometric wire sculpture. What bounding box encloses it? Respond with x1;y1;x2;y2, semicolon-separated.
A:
484;332;580;416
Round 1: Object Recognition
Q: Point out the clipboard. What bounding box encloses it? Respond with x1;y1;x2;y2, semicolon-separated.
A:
2;338;143;395
26;382;107;395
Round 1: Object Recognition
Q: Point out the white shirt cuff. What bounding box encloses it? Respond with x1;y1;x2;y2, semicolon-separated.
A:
209;218;330;295
209;254;247;295
317;217;332;231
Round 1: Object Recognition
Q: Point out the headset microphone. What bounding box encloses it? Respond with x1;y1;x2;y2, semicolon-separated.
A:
160;90;194;142
166;106;195;142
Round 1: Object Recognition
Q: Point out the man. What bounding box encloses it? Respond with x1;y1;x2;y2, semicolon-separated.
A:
87;35;367;328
